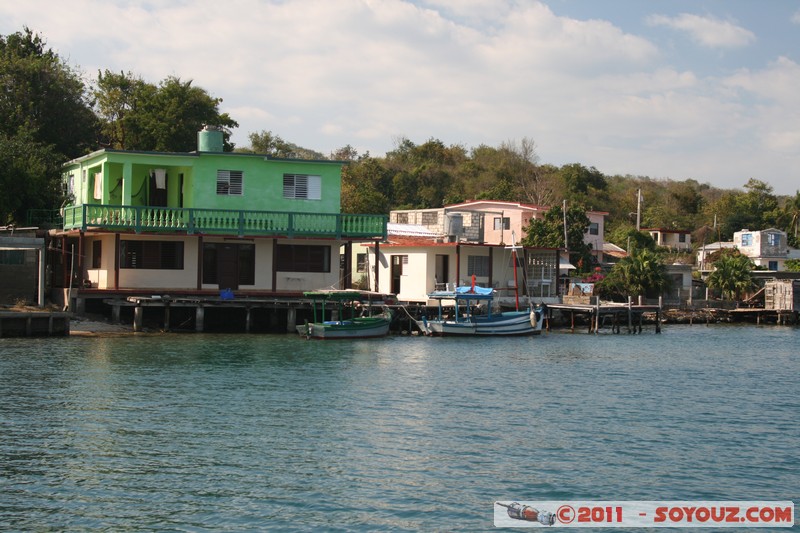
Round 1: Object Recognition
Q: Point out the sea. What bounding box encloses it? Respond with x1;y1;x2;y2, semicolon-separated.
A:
1;325;797;532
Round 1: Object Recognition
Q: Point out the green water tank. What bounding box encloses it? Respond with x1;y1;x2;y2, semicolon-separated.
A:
197;126;224;152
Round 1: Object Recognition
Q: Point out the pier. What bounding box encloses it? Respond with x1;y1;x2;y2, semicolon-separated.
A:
0;311;70;337
545;301;663;334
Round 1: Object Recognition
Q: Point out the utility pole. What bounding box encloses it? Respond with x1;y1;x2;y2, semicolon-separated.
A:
563;199;568;251
636;189;642;232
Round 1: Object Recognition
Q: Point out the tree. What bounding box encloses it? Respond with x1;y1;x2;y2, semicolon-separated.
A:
605;223;657;252
0;28;97;223
705;251;755;300
94;70;150;149
0;130;63;223
0;28;97;158
340;157;392;214
521;203;593;272
94;73;238;152
598;248;669;300
777;191;800;248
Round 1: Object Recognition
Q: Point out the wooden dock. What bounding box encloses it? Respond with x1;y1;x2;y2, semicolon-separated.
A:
545;302;662;333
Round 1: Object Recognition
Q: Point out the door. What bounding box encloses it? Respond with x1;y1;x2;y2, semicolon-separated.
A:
217;243;239;290
435;254;449;289
391;255;405;295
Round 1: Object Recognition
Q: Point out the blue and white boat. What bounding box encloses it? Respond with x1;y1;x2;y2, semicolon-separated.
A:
416;286;545;336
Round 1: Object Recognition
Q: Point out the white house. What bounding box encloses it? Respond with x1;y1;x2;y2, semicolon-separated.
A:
696;228;800;272
351;225;561;304
645;228;693;251
391;200;608;262
734;228;791;271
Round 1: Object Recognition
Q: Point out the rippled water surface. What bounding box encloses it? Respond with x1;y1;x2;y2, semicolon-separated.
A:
1;326;798;531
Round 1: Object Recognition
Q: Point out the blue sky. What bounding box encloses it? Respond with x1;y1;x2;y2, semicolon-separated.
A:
2;0;799;195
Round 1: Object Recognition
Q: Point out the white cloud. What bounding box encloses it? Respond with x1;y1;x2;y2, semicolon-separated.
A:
646;13;756;48
2;0;798;194
793;10;800;24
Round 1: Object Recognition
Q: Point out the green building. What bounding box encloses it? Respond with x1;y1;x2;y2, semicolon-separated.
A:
53;127;386;305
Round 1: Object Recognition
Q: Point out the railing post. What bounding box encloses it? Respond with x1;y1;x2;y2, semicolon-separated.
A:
238;210;245;237
135;206;142;234
81;205;87;232
188;209;194;235
336;214;343;239
288;213;294;238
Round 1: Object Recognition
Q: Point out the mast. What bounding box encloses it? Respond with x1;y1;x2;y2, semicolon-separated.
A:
506;231;522;311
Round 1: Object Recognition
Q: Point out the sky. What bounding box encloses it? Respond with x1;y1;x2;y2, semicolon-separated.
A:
2;0;799;195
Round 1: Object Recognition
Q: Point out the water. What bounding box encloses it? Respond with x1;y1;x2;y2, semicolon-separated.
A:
1;326;798;531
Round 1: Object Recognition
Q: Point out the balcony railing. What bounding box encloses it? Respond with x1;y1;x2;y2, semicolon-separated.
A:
62;204;387;240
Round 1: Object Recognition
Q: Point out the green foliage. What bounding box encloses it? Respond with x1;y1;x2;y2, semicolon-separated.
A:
0;28;97;158
94;72;238;152
605;223;657;253
784;259;800;273
521;203;593;271
0;130;63;223
597;248;670;300
340;157;392;214
0;28;97;223
705;251;755;300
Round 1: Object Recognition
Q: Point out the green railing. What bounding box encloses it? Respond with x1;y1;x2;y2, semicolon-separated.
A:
61;204;387;239
26;209;63;227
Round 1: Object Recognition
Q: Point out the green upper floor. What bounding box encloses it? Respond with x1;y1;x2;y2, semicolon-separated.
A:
61;128;386;240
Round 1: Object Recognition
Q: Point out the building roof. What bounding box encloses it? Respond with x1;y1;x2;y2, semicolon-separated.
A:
443;200;548;212
642;228;692;234
601;242;628;259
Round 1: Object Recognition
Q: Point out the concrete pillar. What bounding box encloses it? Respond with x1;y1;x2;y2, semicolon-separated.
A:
134;306;143;332
245;307;252;333
163;303;170;332
287;307;297;333
112;304;121;324
195;306;204;332
37;245;46;307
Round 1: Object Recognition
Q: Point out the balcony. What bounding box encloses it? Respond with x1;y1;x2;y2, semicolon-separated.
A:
62;204;387;240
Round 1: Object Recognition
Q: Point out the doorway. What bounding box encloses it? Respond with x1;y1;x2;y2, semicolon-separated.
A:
217;243;239;290
391;255;406;295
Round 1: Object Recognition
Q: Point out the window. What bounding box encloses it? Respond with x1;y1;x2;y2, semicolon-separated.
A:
216;170;243;195
494;217;510;230
422;212;438;225
588;222;599;235
120;240;184;269
767;233;781;246
92;241;102;269
741;233;752;246
395;213;408;224
467;255;490;277
768;261;778;271
356;253;367;273
283;174;321;200
276;244;330;272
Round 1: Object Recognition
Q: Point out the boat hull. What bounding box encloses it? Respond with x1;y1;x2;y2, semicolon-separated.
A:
297;316;391;339
419;309;544;336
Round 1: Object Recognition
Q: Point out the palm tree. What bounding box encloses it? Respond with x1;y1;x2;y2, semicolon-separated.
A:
779;191;800;247
599;248;669;300
706;253;755;300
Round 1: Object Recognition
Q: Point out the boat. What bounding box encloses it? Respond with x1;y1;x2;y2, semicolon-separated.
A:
415;285;545;336
297;290;393;339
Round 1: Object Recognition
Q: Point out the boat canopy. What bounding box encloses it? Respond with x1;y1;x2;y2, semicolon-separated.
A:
428;285;495;300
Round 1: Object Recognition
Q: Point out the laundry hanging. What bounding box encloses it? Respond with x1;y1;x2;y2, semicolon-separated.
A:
93;172;103;200
154;169;167;189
